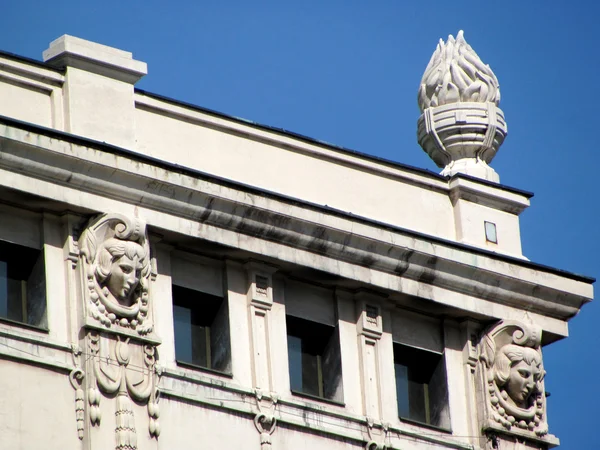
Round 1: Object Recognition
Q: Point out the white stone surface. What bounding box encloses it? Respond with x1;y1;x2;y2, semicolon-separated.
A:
476;320;558;447
42;35;146;149
0;121;590;336
418;31;500;112
0;35;592;450
0;360;80;449
43;35;147;83
417;31;506;182
0;42;524;257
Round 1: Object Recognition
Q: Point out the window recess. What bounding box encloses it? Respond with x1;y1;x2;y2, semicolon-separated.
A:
392;310;450;430
286;315;343;402
393;343;450;429
171;253;231;374
284;279;343;403
0;239;47;329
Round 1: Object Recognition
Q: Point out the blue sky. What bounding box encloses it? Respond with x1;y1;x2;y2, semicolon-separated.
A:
3;1;599;447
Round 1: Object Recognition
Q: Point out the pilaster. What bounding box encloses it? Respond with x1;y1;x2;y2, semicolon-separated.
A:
245;261;278;392
355;291;385;421
460;319;483;444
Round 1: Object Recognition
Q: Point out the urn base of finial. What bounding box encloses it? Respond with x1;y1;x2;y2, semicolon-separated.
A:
441;158;499;182
417;102;507;183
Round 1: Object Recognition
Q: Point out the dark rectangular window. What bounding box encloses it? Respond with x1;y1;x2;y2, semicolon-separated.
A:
394;343;450;429
173;284;230;373
0;240;46;328
286;315;343;402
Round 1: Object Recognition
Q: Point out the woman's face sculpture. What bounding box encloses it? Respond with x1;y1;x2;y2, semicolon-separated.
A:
481;322;548;436
96;238;148;309
82;216;153;332
106;254;143;306
506;359;541;408
496;344;543;409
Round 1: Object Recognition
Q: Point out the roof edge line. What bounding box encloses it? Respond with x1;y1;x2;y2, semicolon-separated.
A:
0;114;593;285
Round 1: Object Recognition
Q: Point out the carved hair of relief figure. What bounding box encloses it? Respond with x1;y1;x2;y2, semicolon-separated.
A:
80;214;153;334
480;321;548;437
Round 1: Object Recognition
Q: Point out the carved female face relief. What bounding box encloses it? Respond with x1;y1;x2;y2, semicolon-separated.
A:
498;345;543;408
507;361;537;406
79;214;153;335
75;214;160;447
479;321;548;438
107;254;143;306
97;238;147;307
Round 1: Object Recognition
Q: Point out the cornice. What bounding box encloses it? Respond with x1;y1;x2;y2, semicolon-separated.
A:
0;53;65;86
449;176;530;214
0;122;593;338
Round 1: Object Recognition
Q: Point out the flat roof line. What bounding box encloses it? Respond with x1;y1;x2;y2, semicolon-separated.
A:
0;114;591;284
134;88;444;179
135;89;534;199
0;47;534;199
0;49;64;73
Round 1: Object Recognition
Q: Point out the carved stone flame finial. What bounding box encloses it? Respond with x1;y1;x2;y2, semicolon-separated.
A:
417;31;507;182
417;30;500;112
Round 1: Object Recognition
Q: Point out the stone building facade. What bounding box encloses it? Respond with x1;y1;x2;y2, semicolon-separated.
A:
0;34;593;450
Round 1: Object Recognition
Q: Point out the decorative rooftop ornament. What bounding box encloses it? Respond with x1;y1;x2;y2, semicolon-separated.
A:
417;31;507;182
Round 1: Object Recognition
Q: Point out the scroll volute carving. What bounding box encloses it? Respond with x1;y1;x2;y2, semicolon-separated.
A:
79;213;153;335
478;320;549;440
